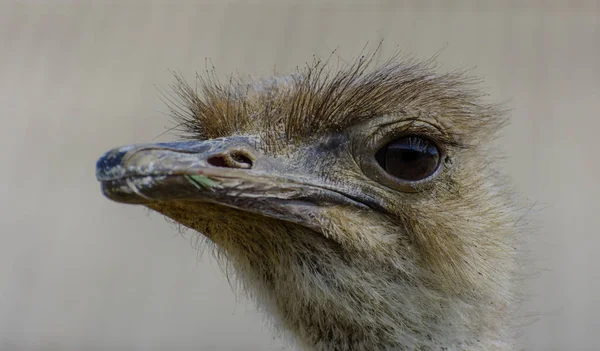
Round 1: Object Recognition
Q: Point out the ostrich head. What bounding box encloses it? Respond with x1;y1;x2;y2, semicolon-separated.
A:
96;53;520;350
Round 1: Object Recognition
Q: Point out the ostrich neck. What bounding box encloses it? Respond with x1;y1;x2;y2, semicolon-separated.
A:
148;202;514;350
228;232;512;350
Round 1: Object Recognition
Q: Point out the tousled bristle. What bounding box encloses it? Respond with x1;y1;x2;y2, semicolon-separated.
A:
165;50;506;153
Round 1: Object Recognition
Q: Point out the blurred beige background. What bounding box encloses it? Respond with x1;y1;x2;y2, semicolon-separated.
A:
1;1;598;350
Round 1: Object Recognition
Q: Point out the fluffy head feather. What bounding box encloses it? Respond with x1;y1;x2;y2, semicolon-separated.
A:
168;52;505;152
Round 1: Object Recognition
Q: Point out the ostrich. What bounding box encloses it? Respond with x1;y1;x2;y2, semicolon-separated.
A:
96;53;521;350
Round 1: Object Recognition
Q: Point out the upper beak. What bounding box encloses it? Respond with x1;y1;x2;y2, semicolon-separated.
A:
96;137;269;204
96;137;256;203
96;137;369;227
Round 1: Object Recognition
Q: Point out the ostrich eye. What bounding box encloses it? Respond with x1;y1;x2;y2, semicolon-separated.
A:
375;136;440;181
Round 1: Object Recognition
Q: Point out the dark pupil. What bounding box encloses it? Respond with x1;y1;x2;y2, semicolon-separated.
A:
375;136;440;181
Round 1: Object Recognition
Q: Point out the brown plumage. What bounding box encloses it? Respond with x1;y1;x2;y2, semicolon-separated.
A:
96;51;522;350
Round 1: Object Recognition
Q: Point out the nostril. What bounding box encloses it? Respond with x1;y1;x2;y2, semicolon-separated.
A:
207;150;254;169
230;151;253;168
207;155;228;168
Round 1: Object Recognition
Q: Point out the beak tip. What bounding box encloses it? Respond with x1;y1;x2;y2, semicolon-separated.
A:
96;147;130;181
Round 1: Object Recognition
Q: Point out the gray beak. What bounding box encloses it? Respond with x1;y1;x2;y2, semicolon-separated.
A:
96;137;368;228
96;137;258;204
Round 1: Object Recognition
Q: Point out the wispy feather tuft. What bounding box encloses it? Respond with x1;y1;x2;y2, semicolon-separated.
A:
165;49;506;154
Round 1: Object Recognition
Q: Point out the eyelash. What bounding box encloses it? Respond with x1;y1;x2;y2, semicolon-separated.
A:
370;121;456;151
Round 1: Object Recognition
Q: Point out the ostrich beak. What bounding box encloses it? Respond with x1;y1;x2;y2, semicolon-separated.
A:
96;137;368;228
